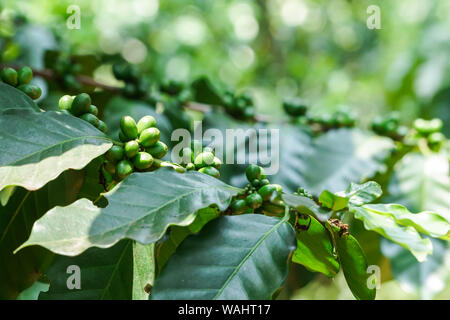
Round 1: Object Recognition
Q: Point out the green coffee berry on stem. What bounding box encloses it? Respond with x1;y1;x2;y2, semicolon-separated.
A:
194;151;215;168
246;193;263;209
137;115;157;134
106;145;124;163
1;67;18;86
17;66;33;85
133;152;154;170
97;120;107;133
17;84;42;100
231;199;247;214
88;105;98;116
116;160;134;179
59;95;74;111
124;140;140;158
80;113;100;128
146;141;168;159
139;127;160;147
120;115;139;140
198;166;220;178
246;164;265;182
71;93;92;116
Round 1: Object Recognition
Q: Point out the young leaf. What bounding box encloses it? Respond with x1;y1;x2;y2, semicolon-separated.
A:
318;190;349;211
0;82;40;112
350;206;432;262
0;109;112;191
361;204;449;239
326;220;376;300
343;181;382;206
151;214;296;300
18;168;241;256
292;215;339;277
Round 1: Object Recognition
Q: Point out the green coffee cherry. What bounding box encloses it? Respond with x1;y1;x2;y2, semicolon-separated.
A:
1;67;18;86
260;179;270;186
97;120;107;133
88;105;98;116
80;113;100;128
246;193;263;209
428;132;445;145
231;199;247;214
194;151;215;168
258;184;278;201
251;179;260;187
186;163;196;171
133;152;154;170
414;118;443;135
120;116;139;140
213;157;222;169
106;145;124;163
139;127;160;147
246;164;264;182
124;140;140;158
145;141;168;159
17;66;33;85
283;98;308;117
71;93;92;116
137;115;157;134
59;95;74;111
17;84;42;100
198;166;220;178
116;160;134;179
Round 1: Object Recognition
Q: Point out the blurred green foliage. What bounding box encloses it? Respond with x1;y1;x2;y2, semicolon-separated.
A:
1;0;449;128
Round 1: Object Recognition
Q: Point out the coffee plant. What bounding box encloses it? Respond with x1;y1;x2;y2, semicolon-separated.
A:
0;56;449;301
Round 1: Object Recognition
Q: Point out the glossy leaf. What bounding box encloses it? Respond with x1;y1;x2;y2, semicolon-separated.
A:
19;168;240;256
292;215;339;277
318;190;349;211
0;82;40;112
151;214;297;300
0;109;113;191
0;170;84;299
351;205;432;262
156;207;219;273
342;181;383;206
282;193;332;220
326;220;376;300
40;240;135;300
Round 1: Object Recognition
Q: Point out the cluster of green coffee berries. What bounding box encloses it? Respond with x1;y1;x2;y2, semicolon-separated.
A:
112;62;149;99
53;56;82;91
102;115;171;184
179;141;222;179
307;109;356;130
294;187;313;199
371;112;408;140
222;91;256;120
0;66;42;99
58;93;107;133
229;165;286;216
284;99;356;131
413;118;446;152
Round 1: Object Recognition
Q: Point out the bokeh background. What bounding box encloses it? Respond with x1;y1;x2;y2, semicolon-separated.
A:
1;0;449;299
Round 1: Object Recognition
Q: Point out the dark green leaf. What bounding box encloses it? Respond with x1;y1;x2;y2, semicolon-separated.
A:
151;214;296;300
191;77;224;105
0;109;112;191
